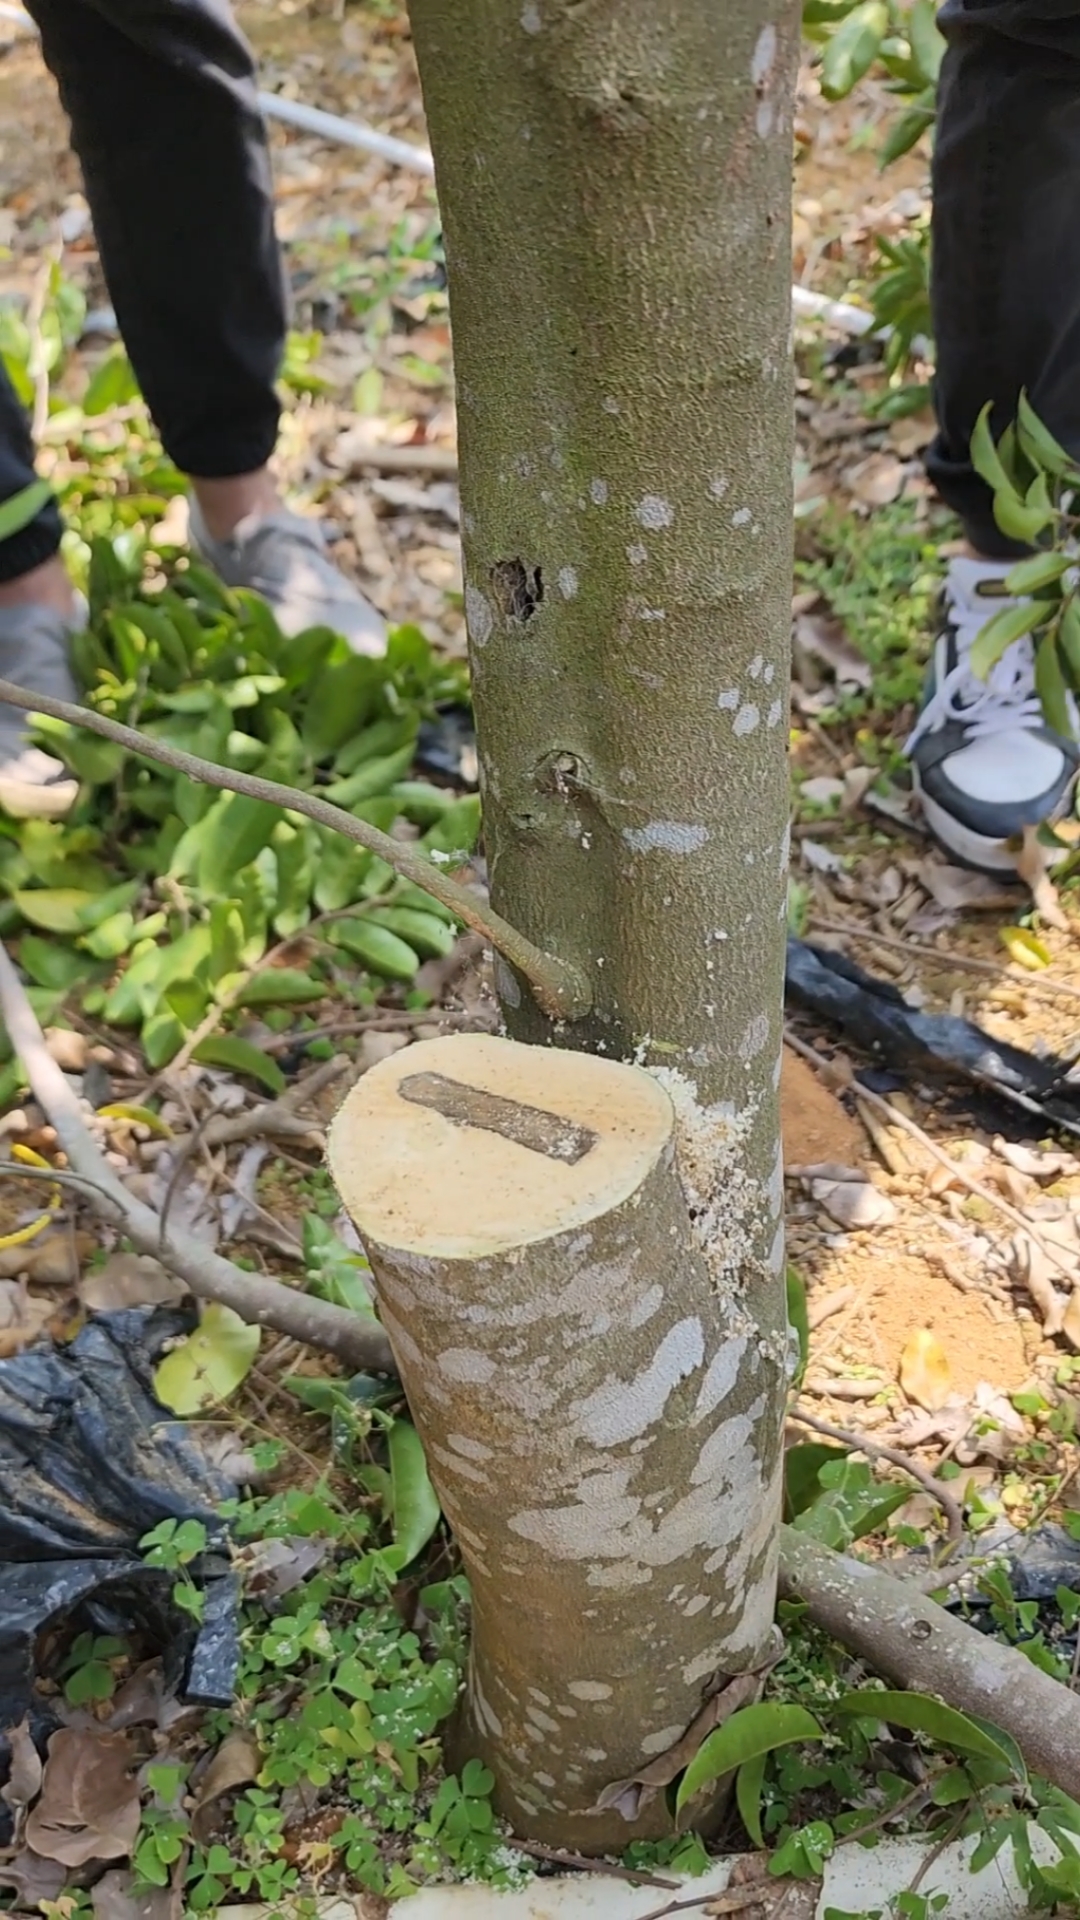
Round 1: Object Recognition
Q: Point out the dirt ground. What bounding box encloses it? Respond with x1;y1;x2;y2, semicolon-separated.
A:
3;0;1080;1493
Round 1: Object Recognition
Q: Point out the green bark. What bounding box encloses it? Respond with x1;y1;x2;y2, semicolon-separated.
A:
404;0;798;1848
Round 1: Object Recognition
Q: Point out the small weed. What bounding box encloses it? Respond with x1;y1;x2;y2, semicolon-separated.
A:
796;503;946;723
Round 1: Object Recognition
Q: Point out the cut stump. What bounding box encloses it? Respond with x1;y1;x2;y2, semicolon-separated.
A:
328;1034;785;1850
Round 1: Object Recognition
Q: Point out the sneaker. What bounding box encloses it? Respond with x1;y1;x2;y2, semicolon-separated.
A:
0;603;81;820
188;498;387;658
905;557;1080;872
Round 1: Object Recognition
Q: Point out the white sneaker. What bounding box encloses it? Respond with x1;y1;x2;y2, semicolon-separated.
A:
905;557;1080;872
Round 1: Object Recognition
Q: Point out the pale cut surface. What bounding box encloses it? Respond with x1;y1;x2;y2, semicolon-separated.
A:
328;1033;675;1259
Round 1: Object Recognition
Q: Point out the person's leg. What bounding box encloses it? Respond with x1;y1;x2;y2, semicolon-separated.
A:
17;0;384;653
927;0;1080;552
907;0;1080;870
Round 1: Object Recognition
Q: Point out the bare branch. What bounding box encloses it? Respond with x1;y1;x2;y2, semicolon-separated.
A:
0;675;591;1024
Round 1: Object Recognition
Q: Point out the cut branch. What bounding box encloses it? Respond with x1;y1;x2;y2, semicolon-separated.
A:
0;677;590;1025
779;1524;1080;1802
0;941;394;1371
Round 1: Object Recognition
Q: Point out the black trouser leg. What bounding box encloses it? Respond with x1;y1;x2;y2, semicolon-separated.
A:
0;0;287;580
0;366;64;584
927;0;1080;557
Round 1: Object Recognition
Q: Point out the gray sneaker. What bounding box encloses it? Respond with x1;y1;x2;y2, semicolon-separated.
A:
0;604;80;820
188;498;387;657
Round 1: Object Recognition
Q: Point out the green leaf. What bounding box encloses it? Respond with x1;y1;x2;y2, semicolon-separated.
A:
784;1442;848;1521
970;404;1019;500
969;599;1052;678
196;794;282;898
820;0;889;99
879;102;935;166
236;968;325;1007
302;655;382;759
387;1419;442;1568
786;1264;810;1389
12;887;98;933
141;1010;185;1068
676;1703;824;1812
1058;600;1080;686
736;1751;768;1847
154;1302;260;1414
323;746;418;810
907;0;944;81
193;1034;286;1094
1017;390;1077;478
830;1690;1016;1767
18;934;89;990
423;794;482;860
0;479;53;543
329;918;420;981
1004;550;1071;595
82;350;140;416
367;906;456;959
1036;629;1074;737
993;484;1056;544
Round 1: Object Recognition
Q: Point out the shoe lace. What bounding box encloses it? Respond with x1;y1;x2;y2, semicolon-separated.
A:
905;591;1044;754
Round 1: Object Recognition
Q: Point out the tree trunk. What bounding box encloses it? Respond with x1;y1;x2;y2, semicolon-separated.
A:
395;0;798;1847
329;1033;782;1848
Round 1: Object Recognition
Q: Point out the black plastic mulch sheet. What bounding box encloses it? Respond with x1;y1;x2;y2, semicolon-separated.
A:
0;1307;238;1829
786;937;1080;1138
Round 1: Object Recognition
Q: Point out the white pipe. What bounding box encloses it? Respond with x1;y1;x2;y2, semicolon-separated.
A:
255;91;433;176
792;284;875;336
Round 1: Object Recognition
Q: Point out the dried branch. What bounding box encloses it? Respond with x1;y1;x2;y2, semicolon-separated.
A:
0;676;591;1024
0;941;394;1371
779;1523;1080;1802
788;1402;965;1551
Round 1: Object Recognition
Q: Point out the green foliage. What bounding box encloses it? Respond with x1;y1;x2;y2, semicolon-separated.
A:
61;1630;125;1706
804;0;943;159
966;398;1080;735
3;525;473;1064
124;1428;526;1906
795;504;942;720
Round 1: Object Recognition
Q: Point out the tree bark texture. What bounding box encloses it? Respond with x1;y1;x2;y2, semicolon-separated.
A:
402;0;799;1848
329;1035;784;1848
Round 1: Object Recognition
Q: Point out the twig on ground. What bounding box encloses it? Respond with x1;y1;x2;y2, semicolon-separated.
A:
510;1842;678;1890
197;1056;351;1150
166;900;394;1076
906;1804;969;1896
778;1524;1080;1802
788;1403;965;1552
0;676;590;1024
809;917;1080;1008
0;943;393;1370
783;1026;1080;1287
341;440;459;476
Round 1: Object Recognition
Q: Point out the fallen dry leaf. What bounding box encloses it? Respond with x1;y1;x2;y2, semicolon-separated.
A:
82;1252;184;1312
801;838;845;875
92;1865;182;1920
190;1729;262;1843
792;608;872;690
25;1727;141;1868
1012;1232;1068;1338
996;1139;1079;1181
849;451;905;507
593;1670;766;1822
1063;1288;1080;1354
800;776;845;807
918;862;1018;912
1;1718;43;1843
0;1844;67;1907
899;1328;953;1412
1017;824;1069;930
812;1177;897;1230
